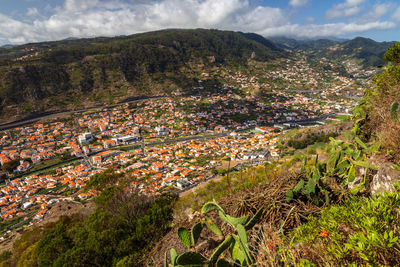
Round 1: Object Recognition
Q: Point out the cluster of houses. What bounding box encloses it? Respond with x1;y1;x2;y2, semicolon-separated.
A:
0;163;101;221
86;129;279;195
0;122;72;173
0;47;380;239
0;85;339;226
0;122;280;224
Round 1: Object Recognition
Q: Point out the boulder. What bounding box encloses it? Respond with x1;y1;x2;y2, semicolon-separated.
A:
371;163;400;195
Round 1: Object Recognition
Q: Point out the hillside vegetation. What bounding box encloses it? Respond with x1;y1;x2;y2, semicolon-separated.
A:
0;29;283;123
0;30;394;124
155;42;400;266
0;40;399;266
353;42;400;159
273;36;395;67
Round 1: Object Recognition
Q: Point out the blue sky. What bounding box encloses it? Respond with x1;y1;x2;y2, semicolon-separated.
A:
0;0;399;45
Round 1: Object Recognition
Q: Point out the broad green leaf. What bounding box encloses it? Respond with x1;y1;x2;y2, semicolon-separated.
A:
348;165;356;182
205;216;223;236
303;178;316;195
368;141;381;154
230;240;246;265
191;222;203;246
232;234;252;265
293;179;304;193
285;189;294;200
170;248;178;265
355;136;367;150
201;199;224;214
344;132;350;141
390;101;399;121
217;211;246;227
312;168;321;181
351;160;378;171
337;159;350;171
225;214;249;227
176;252;207;265
177;227;191;249
237;224;248;248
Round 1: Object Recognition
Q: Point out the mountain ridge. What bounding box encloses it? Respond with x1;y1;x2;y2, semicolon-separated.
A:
0;29;284;123
0;29;394;124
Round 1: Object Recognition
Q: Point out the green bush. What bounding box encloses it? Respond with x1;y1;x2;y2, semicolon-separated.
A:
85;169;122;190
287;132;338;150
291;192;400;265
7;186;177;267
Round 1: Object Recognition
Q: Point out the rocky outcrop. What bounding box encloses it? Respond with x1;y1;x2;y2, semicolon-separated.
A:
371;163;400;195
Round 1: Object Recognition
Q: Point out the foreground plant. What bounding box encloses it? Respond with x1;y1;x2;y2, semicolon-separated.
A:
286;135;379;205
291;192;400;265
165;200;263;267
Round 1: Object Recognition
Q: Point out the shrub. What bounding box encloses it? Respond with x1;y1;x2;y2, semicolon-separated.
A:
291;192;400;265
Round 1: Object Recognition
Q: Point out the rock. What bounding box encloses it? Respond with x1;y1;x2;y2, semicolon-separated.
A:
371;163;400;195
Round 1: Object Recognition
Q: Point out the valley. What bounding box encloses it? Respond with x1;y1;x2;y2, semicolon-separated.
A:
0;29;398;266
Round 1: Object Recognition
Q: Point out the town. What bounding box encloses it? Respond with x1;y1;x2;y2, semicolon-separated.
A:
0;55;371;238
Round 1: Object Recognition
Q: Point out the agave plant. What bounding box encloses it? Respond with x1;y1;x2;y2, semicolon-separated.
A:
165;200;263;267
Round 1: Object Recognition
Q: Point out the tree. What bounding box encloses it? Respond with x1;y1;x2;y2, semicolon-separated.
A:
2;159;20;173
384;42;400;65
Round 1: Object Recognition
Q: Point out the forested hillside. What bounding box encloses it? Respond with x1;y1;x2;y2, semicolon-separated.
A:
273;36;395;67
0;29;284;123
1;42;400;267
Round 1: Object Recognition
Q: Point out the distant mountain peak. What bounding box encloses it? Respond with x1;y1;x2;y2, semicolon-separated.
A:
0;44;16;49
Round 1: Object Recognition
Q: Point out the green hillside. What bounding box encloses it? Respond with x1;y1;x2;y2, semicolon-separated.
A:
0;29;284;123
1;41;400;267
272;36;395;67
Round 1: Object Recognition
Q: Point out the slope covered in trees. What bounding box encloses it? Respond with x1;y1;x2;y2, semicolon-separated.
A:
272;36;395;67
0;29;284;123
1;42;400;267
0;178;178;266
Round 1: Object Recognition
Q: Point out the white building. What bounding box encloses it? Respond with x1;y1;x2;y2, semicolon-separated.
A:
78;133;94;145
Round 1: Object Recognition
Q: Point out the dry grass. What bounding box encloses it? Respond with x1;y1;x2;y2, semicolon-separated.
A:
146;166;325;266
363;79;400;161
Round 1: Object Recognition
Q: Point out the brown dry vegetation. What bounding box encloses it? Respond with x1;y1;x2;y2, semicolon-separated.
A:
355;43;400;161
146;166;325;266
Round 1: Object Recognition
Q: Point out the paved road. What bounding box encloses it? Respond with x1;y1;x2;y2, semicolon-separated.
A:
0;95;166;131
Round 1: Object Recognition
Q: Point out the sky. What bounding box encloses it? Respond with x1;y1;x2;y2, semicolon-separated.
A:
0;0;399;45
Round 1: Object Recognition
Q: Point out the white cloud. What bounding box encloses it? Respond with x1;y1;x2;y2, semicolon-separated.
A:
392;6;400;22
64;0;99;12
359;3;391;23
261;20;396;38
326;0;365;19
345;0;364;6
0;0;397;45
0;0;289;44
305;17;315;23
289;0;308;8
26;7;40;17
